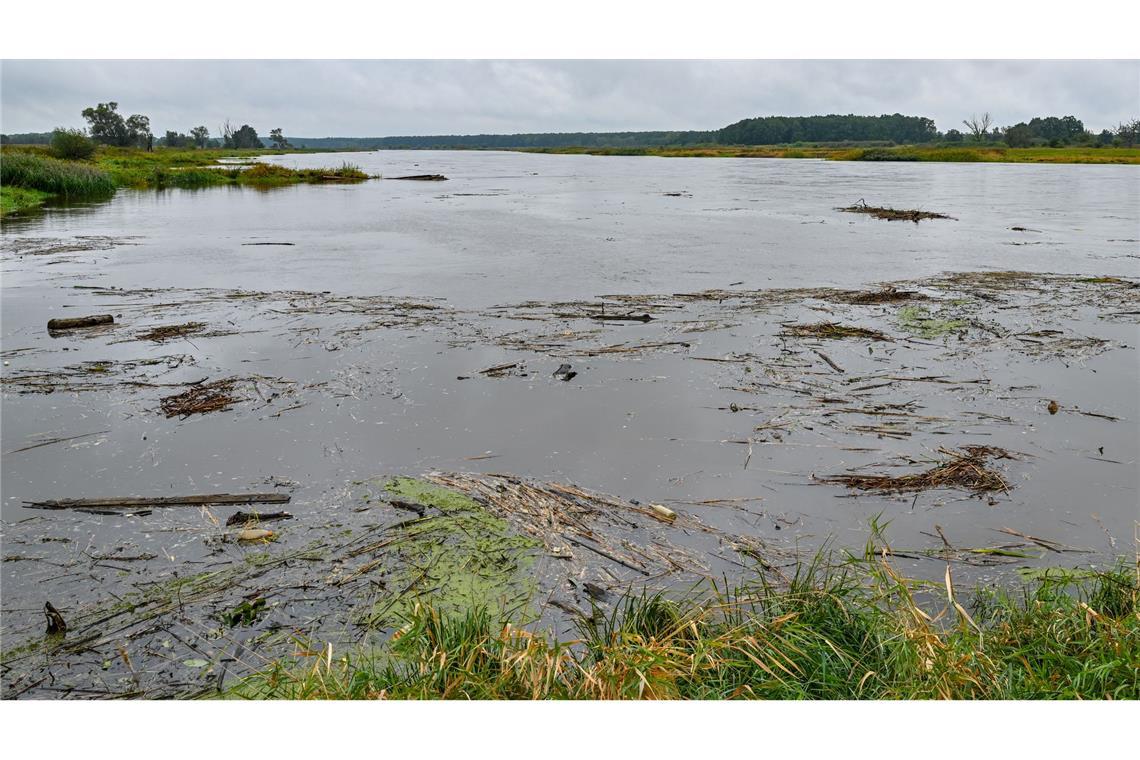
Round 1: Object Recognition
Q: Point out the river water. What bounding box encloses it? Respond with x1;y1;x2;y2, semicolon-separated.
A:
1;151;1138;695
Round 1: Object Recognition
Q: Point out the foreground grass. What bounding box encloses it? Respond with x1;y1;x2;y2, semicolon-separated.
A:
234;553;1138;700
524;144;1140;164
0;145;372;215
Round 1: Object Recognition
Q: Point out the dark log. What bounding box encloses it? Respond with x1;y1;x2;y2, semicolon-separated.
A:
47;314;114;331
390;174;448;181
25;493;291;510
225;510;294;526
591;313;653;323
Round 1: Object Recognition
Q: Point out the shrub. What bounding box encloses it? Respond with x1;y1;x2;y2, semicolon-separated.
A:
50;128;97;160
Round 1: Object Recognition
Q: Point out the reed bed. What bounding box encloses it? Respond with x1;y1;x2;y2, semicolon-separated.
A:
1;152;115;197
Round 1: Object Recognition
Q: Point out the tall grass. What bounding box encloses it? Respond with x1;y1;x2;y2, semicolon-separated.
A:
234;551;1138;700
1;152;115;197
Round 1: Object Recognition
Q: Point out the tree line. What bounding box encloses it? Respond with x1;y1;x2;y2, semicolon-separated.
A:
0;102;295;157
4;104;1137;151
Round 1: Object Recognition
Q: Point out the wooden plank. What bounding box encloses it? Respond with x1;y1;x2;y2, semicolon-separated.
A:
24;493;291;510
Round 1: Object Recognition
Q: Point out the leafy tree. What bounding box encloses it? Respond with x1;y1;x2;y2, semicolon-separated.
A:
163;131;195;148
1026;116;1085;144
81;102;153;148
1097;129;1115;146
1004;123;1034;148
229;124;263;149
269;128;292;150
943;129;963;143
125;114;151;149
190;126;210;149
50;128;96;160
82;102;129;145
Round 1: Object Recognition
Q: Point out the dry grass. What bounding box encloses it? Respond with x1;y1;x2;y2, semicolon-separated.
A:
823;446;1017;495
838;203;953;222
832;287;927;305
136;322;206;343
783;322;890;341
159;378;240;418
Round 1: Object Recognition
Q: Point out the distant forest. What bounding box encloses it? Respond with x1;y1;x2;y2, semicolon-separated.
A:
5;113;1135;150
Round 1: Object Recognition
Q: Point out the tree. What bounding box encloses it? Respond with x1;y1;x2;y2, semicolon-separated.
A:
962;113;993;141
943;129;964;143
163;130;195;148
190;126;210;149
1115;119;1139;148
82;102;129;145
230;124;263;149
269;128;292;150
1004;123;1034;148
125;114;152;149
50;128;97;160
220;120;234;148
1097;129;1115;146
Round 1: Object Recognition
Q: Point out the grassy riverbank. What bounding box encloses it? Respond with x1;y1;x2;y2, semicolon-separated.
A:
0;145;371;217
523;144;1140;164
235;553;1139;700
0;185;53;215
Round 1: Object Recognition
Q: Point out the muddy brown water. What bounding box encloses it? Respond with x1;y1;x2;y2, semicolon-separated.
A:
2;151;1137;697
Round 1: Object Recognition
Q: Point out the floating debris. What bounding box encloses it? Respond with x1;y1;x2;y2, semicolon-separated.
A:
823;446;1017;495
784;322;889;341
160;378;240;418
838;201;954;222
135;322;206;343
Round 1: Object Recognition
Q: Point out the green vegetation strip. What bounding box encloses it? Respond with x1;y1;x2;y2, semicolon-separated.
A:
1;146;371;216
235;556;1139;699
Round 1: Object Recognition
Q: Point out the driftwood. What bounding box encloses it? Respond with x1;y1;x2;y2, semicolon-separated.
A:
47;314;114;331
225;510;294;526
25;493;291;510
591;313;654;323
390;174;448;181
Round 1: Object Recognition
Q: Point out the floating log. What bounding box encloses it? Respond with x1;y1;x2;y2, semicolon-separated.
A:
25;493;291;511
47;314;114;331
390;174;448;181
591;313;653;323
226;510;294;526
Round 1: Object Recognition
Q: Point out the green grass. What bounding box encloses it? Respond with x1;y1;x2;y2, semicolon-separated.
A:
0;185;52;216
1;145;373;199
233;550;1139;700
1;151;116;198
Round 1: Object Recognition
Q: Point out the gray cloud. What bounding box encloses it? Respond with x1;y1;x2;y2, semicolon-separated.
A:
2;59;1136;136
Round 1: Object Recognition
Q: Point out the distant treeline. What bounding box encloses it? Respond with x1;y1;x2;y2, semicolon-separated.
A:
286;131;716;150
719;114;938;145
6;112;1137;150
2;132;53;144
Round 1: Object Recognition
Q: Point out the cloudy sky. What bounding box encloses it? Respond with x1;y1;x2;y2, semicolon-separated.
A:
2;60;1136;137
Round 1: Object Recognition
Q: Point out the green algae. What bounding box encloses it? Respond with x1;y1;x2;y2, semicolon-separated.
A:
897;305;968;338
352;477;541;629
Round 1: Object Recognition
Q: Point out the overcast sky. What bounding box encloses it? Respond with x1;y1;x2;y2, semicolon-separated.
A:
2;60;1136;136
